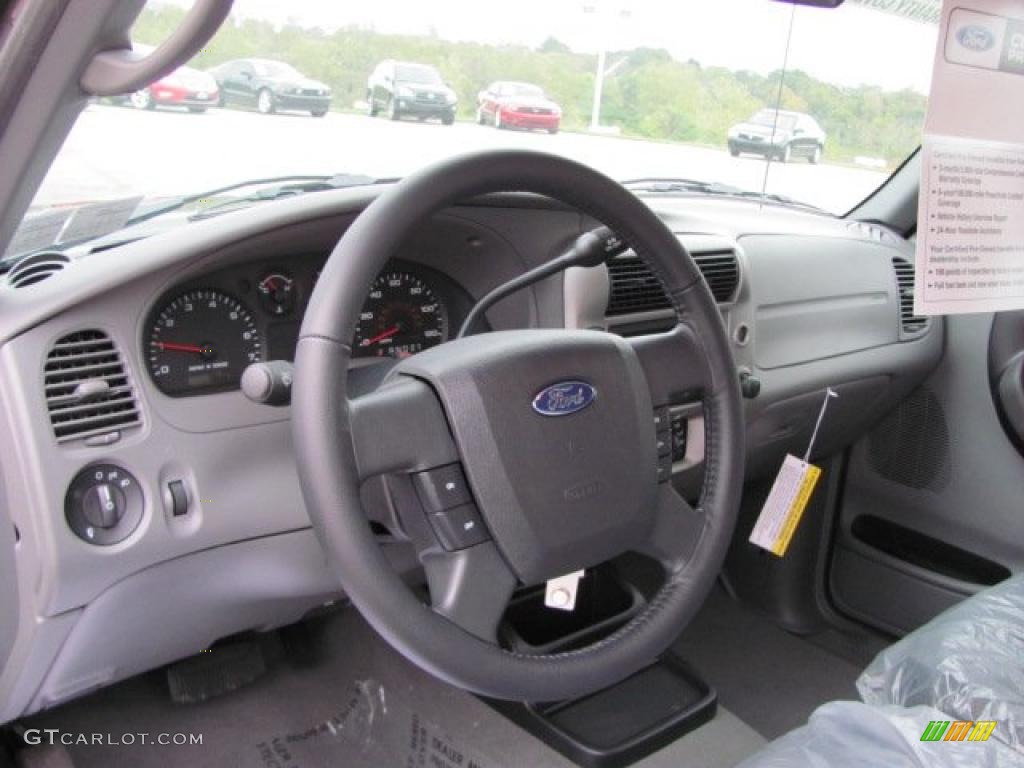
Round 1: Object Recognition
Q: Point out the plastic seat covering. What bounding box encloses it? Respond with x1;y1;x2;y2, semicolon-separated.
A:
857;573;1024;752
740;574;1024;766
736;701;1023;768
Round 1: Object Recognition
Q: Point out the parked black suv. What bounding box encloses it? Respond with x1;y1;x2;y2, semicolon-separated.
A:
209;58;331;117
366;60;457;124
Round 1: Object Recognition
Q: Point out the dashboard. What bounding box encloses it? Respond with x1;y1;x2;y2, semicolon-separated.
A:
144;256;475;396
0;184;944;723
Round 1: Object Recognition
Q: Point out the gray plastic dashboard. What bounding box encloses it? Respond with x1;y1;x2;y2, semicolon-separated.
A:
0;186;942;721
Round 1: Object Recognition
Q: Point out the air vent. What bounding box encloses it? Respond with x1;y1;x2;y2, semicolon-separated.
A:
892;257;929;335
847;220;898;245
606;250;739;316
606;254;671;315
44;330;142;444
694;250;741;303
6;251;70;288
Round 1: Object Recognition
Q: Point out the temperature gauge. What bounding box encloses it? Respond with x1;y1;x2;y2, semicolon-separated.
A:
258;272;296;317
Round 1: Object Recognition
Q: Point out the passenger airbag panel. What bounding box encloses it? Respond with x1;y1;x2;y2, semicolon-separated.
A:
743;235;899;369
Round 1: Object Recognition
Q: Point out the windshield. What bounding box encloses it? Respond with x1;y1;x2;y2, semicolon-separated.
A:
13;0;940;257
252;60;302;79
396;64;443;84
505;83;545;98
749;110;796;132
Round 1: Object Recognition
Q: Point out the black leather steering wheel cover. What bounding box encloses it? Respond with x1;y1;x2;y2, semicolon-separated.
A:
293;149;745;701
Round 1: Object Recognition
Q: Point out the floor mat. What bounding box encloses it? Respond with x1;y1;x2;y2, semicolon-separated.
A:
672;586;864;740
22;606;766;768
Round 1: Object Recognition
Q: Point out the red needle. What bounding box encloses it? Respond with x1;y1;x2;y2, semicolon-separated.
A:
362;325;400;346
157;341;206;354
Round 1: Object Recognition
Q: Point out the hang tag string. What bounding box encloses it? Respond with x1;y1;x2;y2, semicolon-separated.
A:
804;387;838;462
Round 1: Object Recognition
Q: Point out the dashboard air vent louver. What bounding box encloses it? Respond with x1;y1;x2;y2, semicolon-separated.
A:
847;220;898;245
44;330;142;443
606;253;672;315
892;257;929;335
693;250;741;303
606;249;739;316
6;251;70;288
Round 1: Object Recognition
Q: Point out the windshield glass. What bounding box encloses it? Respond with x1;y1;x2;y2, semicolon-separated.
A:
396;64;443;84
749;110;796;132
14;0;941;257
252;60;302;79
506;83;545;98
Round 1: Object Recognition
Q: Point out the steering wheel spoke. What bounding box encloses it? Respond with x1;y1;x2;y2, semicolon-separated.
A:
627;323;715;406
636;484;706;572
348;376;459;481
423;543;518;643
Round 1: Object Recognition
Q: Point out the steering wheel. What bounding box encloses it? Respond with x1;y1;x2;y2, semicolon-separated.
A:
293;150;744;702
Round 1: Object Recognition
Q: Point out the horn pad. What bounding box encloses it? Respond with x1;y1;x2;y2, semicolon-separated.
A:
393;329;658;584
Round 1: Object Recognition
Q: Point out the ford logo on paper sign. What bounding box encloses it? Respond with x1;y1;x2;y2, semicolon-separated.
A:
956;24;995;52
532;381;596;417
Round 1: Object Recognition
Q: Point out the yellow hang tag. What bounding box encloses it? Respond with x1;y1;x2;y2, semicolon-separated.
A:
749;454;821;557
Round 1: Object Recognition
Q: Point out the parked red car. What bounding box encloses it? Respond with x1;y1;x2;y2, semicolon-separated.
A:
476;81;561;134
118;45;220;113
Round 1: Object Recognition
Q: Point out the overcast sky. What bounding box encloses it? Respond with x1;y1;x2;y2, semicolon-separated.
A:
153;0;939;93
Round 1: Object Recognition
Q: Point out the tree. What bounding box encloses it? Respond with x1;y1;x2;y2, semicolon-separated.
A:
538;37;571;55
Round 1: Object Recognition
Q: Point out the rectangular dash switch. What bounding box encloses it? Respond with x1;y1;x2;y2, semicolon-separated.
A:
168;480;189;517
413;463;472;512
428;503;489;551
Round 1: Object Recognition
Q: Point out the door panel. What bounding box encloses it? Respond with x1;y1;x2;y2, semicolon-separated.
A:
831;313;1024;636
236;66;255;105
223;67;241;104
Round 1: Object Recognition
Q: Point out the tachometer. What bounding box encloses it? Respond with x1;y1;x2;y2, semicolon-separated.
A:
147;289;262;396
353;271;447;358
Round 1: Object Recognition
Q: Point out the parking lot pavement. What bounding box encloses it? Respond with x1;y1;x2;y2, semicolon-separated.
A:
34;104;887;214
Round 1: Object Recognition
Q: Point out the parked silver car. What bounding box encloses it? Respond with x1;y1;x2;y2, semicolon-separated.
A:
728;108;826;163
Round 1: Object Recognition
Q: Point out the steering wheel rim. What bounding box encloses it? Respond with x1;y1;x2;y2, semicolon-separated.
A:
293;149;745;701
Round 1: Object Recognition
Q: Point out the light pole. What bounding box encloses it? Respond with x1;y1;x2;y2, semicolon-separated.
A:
584;1;631;132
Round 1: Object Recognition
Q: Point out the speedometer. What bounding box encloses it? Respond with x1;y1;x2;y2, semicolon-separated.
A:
147;289;262;396
353;271;448;358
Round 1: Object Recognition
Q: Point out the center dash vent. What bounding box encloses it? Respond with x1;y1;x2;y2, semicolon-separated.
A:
892;257;929;336
606;249;739;316
44;330;142;444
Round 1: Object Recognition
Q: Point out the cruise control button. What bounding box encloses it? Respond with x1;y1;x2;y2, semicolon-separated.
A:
656;431;672;457
413;463;472;512
653;407;670;431
427;503;489;551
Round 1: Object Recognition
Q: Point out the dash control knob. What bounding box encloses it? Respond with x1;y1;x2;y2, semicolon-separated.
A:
65;464;144;545
81;483;125;529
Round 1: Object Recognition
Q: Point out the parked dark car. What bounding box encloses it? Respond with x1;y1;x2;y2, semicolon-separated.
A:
476;81;561;134
727;108;826;163
366;60;457;125
208;59;331;117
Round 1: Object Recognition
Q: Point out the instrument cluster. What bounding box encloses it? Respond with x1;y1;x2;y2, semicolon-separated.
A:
144;255;473;397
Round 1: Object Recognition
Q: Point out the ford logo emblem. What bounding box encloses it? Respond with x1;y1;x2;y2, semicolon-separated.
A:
956;24;995;52
532;381;596;417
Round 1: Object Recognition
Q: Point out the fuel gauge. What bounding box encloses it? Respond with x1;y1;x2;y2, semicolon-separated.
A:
257;272;296;317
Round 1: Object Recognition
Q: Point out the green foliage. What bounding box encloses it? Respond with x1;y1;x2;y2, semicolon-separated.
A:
134;6;925;165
